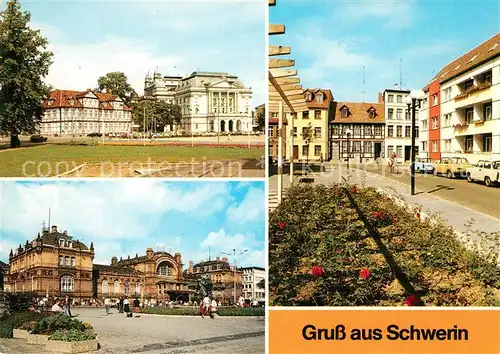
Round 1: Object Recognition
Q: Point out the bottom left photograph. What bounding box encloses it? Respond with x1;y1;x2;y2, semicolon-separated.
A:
0;180;265;354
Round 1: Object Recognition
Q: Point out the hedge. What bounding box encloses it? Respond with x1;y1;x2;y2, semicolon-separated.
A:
269;183;500;306
141;306;265;316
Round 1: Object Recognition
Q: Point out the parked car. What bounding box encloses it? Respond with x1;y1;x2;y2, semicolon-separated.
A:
466;160;500;187
412;157;435;173
434;157;471;178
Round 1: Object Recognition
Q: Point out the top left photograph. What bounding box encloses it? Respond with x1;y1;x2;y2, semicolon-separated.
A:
0;0;266;178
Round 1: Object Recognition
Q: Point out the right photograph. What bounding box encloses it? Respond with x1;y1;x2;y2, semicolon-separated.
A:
268;0;499;306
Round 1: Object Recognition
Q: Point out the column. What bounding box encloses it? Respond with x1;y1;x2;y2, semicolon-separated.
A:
227;91;230;115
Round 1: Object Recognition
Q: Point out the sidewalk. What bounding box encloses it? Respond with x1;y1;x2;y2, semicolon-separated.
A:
269;165;500;236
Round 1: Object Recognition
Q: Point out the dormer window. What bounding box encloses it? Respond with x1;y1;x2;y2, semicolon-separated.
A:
305;93;312;102
340;107;349;118
367;107;376;118
59;240;64;247
68;97;75;106
316;93;324;103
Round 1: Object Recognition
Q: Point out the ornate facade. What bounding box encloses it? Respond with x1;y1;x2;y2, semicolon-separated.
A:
39;89;133;136
185;257;243;304
8;226;94;298
144;71;253;133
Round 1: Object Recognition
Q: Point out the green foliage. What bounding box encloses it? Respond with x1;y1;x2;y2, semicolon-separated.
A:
20;320;38;332
1;291;38;312
32;314;86;335
96;72;134;104
132;99;182;132
0;0;53;143
48;329;97;342
255;107;265;131
142;307;264;317
0;323;13;338
269;183;500;306
133;298;140;307
0;311;49;338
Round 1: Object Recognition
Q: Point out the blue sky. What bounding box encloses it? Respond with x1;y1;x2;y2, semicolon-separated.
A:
270;0;499;102
16;0;266;106
0;180;265;268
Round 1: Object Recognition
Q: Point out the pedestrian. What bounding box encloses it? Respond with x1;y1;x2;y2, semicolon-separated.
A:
123;297;130;315
119;297;124;313
210;298;217;319
65;295;72;317
227;133;232;142
201;295;210;319
104;297;110;315
51;300;63;313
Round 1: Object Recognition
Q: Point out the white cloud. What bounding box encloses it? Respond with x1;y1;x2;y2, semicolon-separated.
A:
0;181;230;244
226;187;264;224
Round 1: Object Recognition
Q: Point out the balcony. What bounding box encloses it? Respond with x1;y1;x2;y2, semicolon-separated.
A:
454;120;497;137
454;82;492;108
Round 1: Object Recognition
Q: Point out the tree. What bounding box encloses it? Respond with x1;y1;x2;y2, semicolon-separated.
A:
255;107;265;131
96;72;134;104
0;0;53;148
132;99;182;133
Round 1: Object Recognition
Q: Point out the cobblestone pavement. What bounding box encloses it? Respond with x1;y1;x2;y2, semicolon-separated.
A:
78;308;264;353
0;309;265;353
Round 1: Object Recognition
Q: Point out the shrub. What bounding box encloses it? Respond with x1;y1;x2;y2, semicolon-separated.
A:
1;291;38;312
32;314;86;335
133;299;140;307
20;321;38;332
0;311;48;329
48;329;97;342
30;135;47;143
141;307;264;316
269;183;500;306
0;323;13;338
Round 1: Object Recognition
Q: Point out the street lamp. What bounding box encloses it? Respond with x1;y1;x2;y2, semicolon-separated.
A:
345;128;352;170
221;249;247;305
404;89;426;196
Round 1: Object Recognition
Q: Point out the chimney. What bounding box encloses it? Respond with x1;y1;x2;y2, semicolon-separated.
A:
394;84;399;90
63;230;67;235
51;225;57;233
189;261;193;273
378;92;384;104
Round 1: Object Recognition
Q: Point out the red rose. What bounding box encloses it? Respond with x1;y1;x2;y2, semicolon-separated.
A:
404;295;419;306
351;186;358;193
359;268;371;279
416;212;420;219
278;222;285;230
311;265;323;278
343;258;350;263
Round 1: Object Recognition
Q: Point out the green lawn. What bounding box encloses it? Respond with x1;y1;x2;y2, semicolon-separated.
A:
0;144;263;177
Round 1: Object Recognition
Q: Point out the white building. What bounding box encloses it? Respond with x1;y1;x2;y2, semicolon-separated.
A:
241;267;265;302
144;71;253;134
40;90;132;136
383;87;416;162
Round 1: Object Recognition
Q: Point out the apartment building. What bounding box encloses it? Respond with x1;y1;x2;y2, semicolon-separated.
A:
419;33;499;163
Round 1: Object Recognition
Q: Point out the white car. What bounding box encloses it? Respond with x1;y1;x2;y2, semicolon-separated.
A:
466;160;500;187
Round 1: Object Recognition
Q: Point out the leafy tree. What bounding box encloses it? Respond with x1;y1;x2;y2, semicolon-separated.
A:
0;0;53;147
255;107;265;131
96;71;134;104
132;99;182;132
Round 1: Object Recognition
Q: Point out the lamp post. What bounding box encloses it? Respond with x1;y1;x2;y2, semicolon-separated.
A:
222;249;247;305
403;89;426;196
345;128;352;170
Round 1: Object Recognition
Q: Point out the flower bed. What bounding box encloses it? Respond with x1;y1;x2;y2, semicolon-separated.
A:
141;306;265;316
269;183;500;306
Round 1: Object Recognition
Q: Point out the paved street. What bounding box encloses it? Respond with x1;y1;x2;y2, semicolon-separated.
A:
0;308;265;354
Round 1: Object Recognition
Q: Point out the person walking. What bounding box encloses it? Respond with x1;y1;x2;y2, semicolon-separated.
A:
119;297;124;313
65;296;72;317
104;297;110;315
123;297;130;315
210;298;217;319
201;295;210;319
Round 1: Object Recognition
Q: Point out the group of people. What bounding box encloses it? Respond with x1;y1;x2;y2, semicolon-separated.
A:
201;295;218;319
103;296;131;315
50;295;72;317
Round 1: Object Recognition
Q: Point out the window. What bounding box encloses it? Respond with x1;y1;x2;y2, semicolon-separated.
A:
316;93;324;103
302;127;310;137
444;139;452;152
387;125;394;137
465;137;473;152
314;145;322;156
365;126;372;136
157;262;172;276
396;126;402;137
405;126;411;137
60;275;74;292
415;129;419;138
465;108;474;124
302;111;309;119
314;127;322;137
59;256;63;265
405;110;410;120
124;281;130;295
354;125;361;136
314;110;321;119
444;87;452;101
135;282;141;294
387;145;394;157
432;141;438;152
422;120;428;130
64;256;69;266
388;94;394;103
484;103;492;120
374;126;382;135
432;94;438;106
332;126;339;135
422;141;427;152
302;145;309;156
485;73;492;84
396;109;403;119
368;110;375;118
293;127;297;137
397;95;402;103
464;79;474;91
396;146;402;158
431;117;439;129
443;113;452;127
71;257;75;266
353;141;361;152
113;280;120;293
388;108;394;120
484;134;492;152
102;280;108;294
267;126;273;138
341;108;349;118
364;142;372;153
